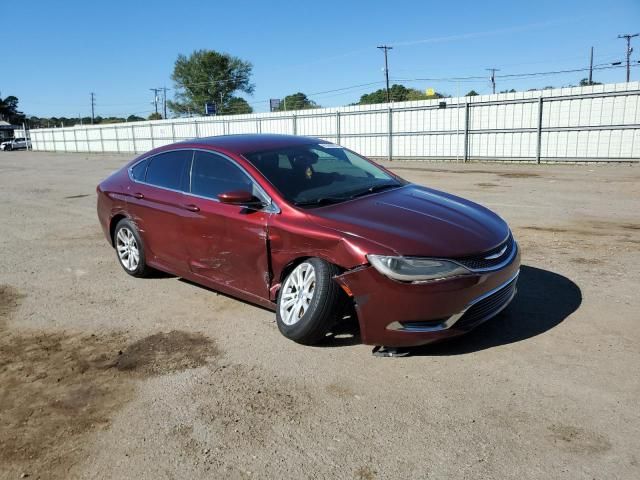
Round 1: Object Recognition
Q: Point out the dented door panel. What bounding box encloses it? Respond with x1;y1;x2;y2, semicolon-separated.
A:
182;199;271;299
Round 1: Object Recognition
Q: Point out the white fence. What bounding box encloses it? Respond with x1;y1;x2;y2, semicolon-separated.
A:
30;81;640;162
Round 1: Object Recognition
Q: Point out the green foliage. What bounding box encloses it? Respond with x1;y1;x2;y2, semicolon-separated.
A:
226;97;253;114
357;84;443;105
579;78;602;86
25;115;135;128
276;92;319;111
148;112;163;120
167;49;254;116
499;89;516;94
100;117;126;124
0;93;26;124
127;115;145;122
465;90;479;96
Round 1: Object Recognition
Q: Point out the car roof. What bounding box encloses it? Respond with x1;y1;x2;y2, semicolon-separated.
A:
178;134;323;155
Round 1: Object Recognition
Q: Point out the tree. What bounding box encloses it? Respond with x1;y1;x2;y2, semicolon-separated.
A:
148;112;163;120
357;84;443;105
101;116;126;124
465;90;479;96
499;89;516;94
579;78;602;86
226;97;253;114
168;49;254;116
127;115;145;122
277;92;319;111
0;94;26;124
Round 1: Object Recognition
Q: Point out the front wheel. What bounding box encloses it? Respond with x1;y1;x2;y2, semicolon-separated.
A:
276;258;342;345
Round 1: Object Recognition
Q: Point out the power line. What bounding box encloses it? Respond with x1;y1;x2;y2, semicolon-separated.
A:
30;62;638;119
377;45;393;102
618;33;639;82
395;63;629;84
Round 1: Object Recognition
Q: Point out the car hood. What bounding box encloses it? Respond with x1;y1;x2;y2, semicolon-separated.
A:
307;185;510;258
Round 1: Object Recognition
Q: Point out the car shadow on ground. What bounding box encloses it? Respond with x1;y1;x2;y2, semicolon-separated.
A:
321;264;582;355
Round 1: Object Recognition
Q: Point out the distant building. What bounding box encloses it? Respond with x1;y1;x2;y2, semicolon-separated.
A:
0;120;20;141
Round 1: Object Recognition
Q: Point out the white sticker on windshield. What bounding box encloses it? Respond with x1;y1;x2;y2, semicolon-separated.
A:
319;143;342;149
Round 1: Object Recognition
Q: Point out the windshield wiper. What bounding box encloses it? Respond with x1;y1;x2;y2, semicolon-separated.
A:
294;196;350;207
349;183;400;199
294;184;401;207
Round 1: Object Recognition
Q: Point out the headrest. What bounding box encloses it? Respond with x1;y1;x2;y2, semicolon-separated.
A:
292;150;318;166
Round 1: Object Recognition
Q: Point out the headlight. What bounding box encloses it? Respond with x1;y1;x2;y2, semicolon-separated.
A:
366;254;471;282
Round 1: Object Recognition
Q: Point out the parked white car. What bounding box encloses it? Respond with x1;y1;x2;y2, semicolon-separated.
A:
0;138;31;151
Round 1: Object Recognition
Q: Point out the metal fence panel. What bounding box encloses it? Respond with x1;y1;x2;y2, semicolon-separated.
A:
30;81;640;162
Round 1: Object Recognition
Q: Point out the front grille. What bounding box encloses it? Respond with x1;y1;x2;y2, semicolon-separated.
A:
454;234;515;271
455;276;517;329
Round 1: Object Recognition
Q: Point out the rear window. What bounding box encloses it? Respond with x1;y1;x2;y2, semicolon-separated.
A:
145;150;192;191
130;159;147;181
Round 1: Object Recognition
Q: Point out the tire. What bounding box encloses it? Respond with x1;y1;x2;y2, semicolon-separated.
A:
113;218;150;277
276;258;342;345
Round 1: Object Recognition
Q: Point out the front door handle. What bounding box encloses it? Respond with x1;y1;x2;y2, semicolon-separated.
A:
132;192;144;199
183;203;200;212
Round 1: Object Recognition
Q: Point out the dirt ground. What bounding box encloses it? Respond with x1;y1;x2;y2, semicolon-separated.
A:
0;151;638;480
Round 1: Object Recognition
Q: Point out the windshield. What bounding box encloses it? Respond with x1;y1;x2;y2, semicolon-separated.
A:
244;143;404;207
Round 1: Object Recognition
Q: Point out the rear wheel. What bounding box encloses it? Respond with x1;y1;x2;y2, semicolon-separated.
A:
114;218;149;277
276;258;342;345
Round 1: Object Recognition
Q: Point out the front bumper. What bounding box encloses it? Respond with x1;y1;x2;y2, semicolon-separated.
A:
335;246;521;347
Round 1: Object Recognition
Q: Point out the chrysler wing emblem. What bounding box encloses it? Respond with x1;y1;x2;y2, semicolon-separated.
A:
484;245;508;260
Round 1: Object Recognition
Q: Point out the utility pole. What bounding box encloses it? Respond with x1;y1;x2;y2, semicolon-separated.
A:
589;46;594;85
161;87;168;119
150;88;160;115
486;68;500;94
618;33;639;82
90;92;96;124
377;45;393;103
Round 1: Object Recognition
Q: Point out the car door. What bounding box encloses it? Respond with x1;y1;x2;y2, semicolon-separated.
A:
181;150;272;299
125;149;193;272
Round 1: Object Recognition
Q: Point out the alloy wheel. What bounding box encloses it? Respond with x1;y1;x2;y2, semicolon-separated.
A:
279;262;317;326
116;227;140;271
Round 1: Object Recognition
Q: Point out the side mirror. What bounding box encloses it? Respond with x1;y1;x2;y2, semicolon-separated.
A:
218;190;264;207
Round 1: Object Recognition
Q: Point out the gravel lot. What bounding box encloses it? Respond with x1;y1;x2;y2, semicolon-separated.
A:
1;151;638;480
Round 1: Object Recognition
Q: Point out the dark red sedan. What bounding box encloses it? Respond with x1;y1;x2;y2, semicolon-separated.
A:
97;134;520;348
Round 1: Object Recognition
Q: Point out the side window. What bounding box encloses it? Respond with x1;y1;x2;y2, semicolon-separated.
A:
190;151;254;200
130;159;147;181
145;150;192;190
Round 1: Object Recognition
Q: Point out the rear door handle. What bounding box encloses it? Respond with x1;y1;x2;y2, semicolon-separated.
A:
183;203;200;212
132;192;144;199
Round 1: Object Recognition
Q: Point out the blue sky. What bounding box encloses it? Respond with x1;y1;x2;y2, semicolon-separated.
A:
3;0;640;118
